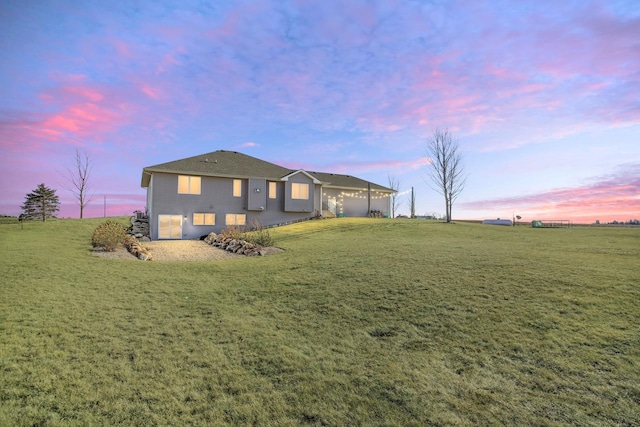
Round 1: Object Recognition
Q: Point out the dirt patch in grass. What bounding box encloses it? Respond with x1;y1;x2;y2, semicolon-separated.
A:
92;239;283;261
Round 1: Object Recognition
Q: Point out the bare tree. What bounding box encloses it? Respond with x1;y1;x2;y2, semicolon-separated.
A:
63;148;93;219
424;128;466;223
387;175;401;218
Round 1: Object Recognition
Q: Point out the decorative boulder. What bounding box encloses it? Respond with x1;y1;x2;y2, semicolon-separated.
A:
123;235;153;261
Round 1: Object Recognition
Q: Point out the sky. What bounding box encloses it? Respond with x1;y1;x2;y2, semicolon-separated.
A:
1;0;639;223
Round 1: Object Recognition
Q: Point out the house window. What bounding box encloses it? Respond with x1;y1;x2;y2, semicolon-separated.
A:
269;182;277;199
291;183;309;200
178;175;201;194
226;213;246;226
193;213;215;225
233;179;242;197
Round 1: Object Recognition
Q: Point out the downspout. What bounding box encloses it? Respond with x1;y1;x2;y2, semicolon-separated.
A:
147;173;154;240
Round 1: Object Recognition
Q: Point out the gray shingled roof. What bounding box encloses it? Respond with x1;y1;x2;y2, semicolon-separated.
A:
141;150;393;192
308;171;391;191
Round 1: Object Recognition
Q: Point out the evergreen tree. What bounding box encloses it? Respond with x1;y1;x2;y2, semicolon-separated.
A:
21;184;60;222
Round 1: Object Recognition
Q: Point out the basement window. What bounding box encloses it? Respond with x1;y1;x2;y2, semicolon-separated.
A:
225;213;246;226
193;213;215;225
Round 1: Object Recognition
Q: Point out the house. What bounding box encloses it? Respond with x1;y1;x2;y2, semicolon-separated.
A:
141;150;395;240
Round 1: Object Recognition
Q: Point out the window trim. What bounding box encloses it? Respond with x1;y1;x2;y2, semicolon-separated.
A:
193;213;215;225
291;182;309;200
225;213;246;226
269;181;277;199
178;175;201;195
233;179;242;197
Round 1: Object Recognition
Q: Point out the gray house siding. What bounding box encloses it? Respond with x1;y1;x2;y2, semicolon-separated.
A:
283;173;316;213
148;172;315;240
247;178;267;211
142;150;394;240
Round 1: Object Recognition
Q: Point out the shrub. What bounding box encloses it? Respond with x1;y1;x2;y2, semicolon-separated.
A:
243;219;274;247
218;220;274;247
92;220;127;251
219;225;245;241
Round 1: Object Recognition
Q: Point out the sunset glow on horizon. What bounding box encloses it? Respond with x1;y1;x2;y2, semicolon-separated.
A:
1;0;638;224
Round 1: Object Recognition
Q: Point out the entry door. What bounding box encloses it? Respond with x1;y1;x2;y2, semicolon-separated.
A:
158;215;182;239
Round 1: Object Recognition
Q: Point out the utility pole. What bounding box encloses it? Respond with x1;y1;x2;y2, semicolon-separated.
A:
410;187;416;218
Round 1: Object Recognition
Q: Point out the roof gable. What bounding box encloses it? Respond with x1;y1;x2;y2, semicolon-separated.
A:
308;171;393;192
281;170;323;184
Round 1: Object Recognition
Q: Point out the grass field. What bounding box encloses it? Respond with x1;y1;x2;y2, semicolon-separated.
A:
1;217;638;426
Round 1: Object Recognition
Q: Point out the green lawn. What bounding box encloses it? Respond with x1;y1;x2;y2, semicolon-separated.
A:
1;217;638;426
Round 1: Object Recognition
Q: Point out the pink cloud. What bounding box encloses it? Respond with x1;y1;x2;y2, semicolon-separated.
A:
1;74;173;150
358;2;640;144
111;38;133;59
460;163;640;223
528;5;640;79
44;115;80;132
64;86;104;102
156;52;183;74
237;141;259;148
356;116;407;133
60;193;147;219
1;113;48;150
141;85;162;99
39;101;125;141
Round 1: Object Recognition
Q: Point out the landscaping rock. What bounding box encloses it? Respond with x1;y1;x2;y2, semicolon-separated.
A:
202;233;264;256
127;214;150;239
123;235;153;261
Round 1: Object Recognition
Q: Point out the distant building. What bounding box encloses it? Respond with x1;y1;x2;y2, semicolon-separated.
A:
482;218;512;226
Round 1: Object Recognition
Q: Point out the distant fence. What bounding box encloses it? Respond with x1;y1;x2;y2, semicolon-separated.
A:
531;220;571;228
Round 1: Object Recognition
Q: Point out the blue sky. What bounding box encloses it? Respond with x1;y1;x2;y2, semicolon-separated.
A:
1;0;638;222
